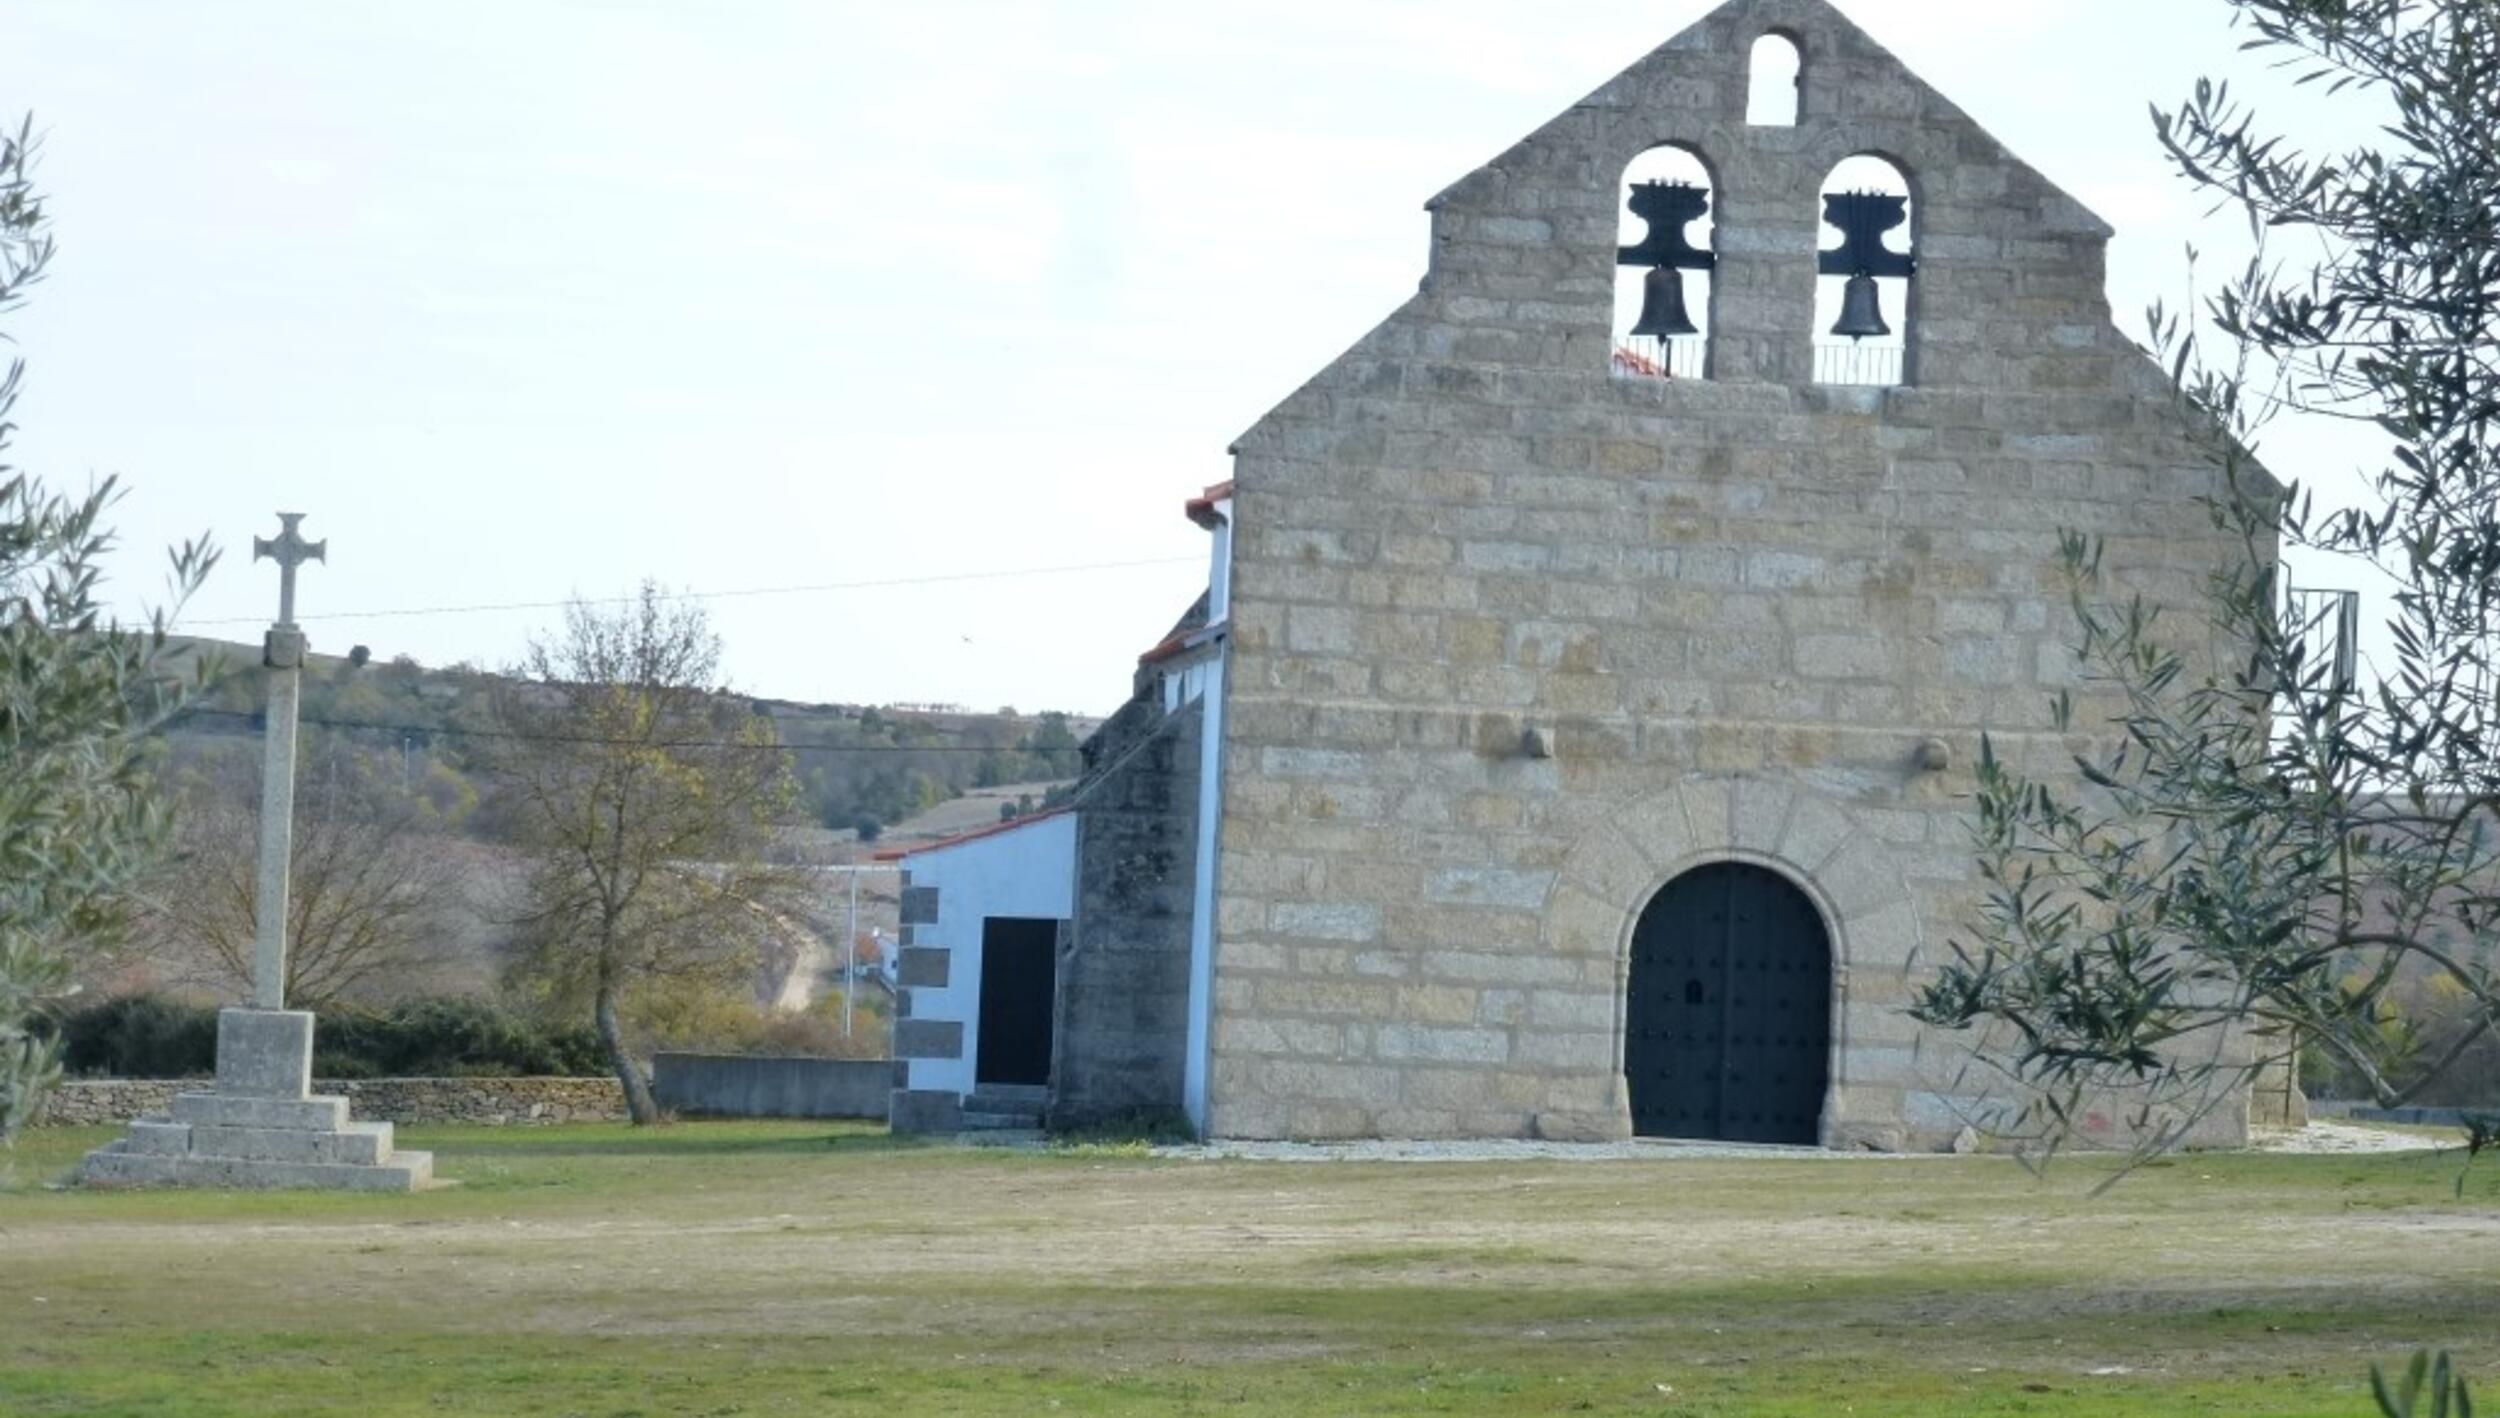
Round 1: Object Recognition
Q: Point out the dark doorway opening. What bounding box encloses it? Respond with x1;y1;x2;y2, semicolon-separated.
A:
976;917;1059;1088
1625;862;1831;1144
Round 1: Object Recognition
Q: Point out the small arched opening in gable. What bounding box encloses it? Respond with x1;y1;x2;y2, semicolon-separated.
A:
1747;33;1802;127
1613;144;1717;383
1814;153;1916;388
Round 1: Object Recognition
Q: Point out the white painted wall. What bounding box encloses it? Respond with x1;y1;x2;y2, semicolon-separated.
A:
1181;650;1226;1133
1180;492;1233;1134
1161;653;1222;714
898;812;1077;1100
1205;494;1234;622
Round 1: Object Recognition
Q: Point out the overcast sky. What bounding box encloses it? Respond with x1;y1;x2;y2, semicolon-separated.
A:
0;1;2377;714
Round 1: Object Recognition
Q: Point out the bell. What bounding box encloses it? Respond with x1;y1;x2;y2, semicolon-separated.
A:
1630;264;1698;339
1831;272;1891;341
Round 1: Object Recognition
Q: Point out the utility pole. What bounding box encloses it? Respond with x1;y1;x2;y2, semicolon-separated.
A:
811;864;897;1039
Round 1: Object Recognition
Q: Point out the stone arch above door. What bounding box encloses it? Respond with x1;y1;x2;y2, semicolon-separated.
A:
1545;778;1923;969
1536;777;1928;1145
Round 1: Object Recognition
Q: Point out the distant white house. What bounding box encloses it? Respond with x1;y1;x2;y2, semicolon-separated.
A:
885;809;1078;1109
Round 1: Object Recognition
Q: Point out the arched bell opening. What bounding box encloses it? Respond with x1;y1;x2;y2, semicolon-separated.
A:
1747;32;1803;127
1624;860;1833;1145
1813;153;1917;388
1612;144;1717;383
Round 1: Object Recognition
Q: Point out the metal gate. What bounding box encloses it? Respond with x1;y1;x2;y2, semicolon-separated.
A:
1625;862;1831;1144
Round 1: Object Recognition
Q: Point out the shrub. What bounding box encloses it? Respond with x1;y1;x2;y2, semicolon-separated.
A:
55;995;218;1079
631;980;889;1061
309;1051;381;1081
54;994;607;1079
317;997;605;1078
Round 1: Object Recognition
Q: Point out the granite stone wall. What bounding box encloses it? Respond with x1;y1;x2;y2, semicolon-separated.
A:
1206;0;2271;1149
651;1053;896;1120
1052;697;1203;1128
36;1076;628;1128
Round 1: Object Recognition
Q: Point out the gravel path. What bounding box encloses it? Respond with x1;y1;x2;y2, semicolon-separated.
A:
1155;1121;2450;1163
1160;1138;1943;1163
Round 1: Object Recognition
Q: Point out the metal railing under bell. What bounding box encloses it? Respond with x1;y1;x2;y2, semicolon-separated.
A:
1613;336;1708;381
2286;586;2361;694
1813;341;1905;387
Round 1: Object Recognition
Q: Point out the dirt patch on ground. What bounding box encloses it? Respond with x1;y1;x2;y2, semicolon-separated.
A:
2253;1121;2458;1154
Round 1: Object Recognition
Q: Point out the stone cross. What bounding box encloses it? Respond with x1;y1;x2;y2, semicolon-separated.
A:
252;511;325;627
77;504;429;1188
248;513;324;1009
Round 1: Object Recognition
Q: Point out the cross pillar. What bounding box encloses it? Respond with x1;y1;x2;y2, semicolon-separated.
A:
79;512;435;1189
249;513;322;1009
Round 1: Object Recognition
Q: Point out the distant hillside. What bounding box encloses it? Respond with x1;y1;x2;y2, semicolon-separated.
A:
159;637;1097;838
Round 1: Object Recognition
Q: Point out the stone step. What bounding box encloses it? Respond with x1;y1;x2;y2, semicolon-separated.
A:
170;1092;350;1132
957;1128;1045;1147
960;1110;1043;1131
966;1085;1048;1109
963;1092;1047;1120
79;1146;433;1194
149;1119;396;1166
123;1119;192;1156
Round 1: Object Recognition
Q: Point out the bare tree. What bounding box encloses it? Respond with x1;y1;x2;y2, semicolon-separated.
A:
144;735;465;1010
482;584;801;1124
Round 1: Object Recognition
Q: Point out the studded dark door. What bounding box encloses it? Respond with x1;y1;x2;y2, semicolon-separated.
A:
1625;862;1830;1144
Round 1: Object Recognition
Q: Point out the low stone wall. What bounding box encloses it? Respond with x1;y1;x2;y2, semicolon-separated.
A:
324;1077;627;1125
651;1053;896;1120
35;1076;627;1127
2310;1100;2497;1128
36;1081;182;1127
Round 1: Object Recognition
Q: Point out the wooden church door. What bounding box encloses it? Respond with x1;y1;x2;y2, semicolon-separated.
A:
1625;862;1831;1145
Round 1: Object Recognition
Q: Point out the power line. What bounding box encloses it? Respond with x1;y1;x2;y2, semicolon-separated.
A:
183;554;1204;629
174;704;1082;755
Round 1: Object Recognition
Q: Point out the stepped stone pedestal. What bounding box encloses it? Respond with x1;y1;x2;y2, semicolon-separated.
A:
78;1008;433;1192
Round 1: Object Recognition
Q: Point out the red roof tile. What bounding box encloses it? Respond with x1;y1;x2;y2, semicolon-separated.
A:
1185;480;1235;528
872;806;1074;862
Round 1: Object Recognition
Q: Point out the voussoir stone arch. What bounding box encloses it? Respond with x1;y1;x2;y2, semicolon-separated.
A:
1540;775;1926;1146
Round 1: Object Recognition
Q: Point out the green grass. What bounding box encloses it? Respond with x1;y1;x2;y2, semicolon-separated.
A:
1;1122;2493;1415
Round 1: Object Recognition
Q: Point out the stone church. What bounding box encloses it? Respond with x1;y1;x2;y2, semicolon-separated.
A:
888;0;2271;1151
